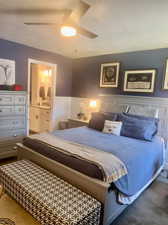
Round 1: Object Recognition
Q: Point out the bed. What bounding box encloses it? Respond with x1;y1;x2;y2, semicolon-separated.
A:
17;122;165;225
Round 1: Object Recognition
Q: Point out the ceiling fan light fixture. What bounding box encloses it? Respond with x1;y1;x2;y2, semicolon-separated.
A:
61;25;77;37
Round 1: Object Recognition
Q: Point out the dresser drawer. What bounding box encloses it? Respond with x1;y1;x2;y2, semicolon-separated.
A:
0;117;26;130
15;106;26;115
0;106;14;116
0;129;26;138
0;106;25;116
0;95;14;105
14;95;26;105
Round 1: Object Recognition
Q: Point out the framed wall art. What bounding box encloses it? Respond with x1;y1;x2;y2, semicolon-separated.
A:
0;58;15;85
100;62;120;87
124;69;156;93
163;59;168;90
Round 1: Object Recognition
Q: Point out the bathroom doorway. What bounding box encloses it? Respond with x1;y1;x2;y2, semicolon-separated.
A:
28;59;57;134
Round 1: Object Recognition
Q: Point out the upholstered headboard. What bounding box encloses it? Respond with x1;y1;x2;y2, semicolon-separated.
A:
99;94;168;142
128;105;159;118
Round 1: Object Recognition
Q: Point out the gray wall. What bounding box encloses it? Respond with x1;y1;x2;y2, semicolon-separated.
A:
0;38;72;96
72;48;168;98
2;38;168;99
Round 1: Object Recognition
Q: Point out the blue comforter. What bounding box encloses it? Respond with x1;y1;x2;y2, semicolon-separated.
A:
52;127;164;196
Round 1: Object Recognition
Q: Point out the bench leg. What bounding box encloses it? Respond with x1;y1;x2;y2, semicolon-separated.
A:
0;185;5;199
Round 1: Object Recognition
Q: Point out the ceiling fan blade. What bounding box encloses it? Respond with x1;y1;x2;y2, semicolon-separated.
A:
0;8;72;16
77;0;90;18
73;24;98;39
69;0;90;22
24;22;58;25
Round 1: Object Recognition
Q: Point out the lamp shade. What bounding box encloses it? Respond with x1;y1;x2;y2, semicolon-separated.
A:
89;100;97;108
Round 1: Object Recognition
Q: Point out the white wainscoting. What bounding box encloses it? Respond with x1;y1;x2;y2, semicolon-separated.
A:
70;97;91;119
52;96;71;129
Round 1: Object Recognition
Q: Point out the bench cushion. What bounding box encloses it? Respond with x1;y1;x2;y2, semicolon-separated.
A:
0;160;101;225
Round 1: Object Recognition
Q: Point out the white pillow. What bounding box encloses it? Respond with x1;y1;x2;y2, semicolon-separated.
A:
103;120;122;136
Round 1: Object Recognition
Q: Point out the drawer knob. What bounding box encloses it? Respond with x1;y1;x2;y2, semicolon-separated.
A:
0;110;2;112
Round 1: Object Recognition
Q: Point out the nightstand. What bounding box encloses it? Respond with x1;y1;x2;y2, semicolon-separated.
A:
68;118;89;129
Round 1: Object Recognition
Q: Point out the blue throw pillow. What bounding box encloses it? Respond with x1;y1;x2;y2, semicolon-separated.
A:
88;112;118;131
123;113;159;136
118;113;158;141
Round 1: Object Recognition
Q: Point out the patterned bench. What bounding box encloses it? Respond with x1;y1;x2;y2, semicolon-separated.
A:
0;160;101;225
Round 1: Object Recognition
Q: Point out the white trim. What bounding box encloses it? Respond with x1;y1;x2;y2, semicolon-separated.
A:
124;69;156;93
100;62;120;88
27;58;57;135
163;59;168;90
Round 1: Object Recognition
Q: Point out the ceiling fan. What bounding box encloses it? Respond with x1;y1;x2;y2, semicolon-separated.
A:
2;0;98;39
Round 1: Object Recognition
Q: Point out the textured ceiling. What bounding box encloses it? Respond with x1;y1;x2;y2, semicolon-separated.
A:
1;0;168;58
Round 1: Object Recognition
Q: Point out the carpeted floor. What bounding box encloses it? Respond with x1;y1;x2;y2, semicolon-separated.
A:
0;159;167;225
112;180;168;225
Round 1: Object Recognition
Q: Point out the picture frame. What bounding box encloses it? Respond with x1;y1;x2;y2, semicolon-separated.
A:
100;62;120;87
163;59;168;90
124;69;156;93
0;58;15;85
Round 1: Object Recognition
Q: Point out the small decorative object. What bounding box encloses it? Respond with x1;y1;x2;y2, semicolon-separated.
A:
163;59;168;90
100;62;120;87
77;112;85;120
124;69;156;93
12;84;23;91
0;85;11;90
0;59;15;85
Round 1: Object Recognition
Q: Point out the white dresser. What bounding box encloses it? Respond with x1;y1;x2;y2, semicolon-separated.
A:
0;91;27;159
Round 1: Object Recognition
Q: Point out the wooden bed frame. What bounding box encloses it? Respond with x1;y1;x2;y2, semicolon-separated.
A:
17;143;128;225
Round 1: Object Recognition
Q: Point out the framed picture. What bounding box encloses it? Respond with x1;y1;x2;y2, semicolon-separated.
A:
100;62;120;87
0;59;15;85
163;59;168;90
124;69;156;93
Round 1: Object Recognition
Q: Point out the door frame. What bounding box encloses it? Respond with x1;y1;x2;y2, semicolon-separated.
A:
27;58;57;135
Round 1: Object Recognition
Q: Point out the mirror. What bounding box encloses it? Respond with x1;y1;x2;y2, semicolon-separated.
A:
30;63;54;108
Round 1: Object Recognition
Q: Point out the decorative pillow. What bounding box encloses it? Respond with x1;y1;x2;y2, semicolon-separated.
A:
88;112;118;131
103;120;122;136
122;113;159;136
118;113;157;141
